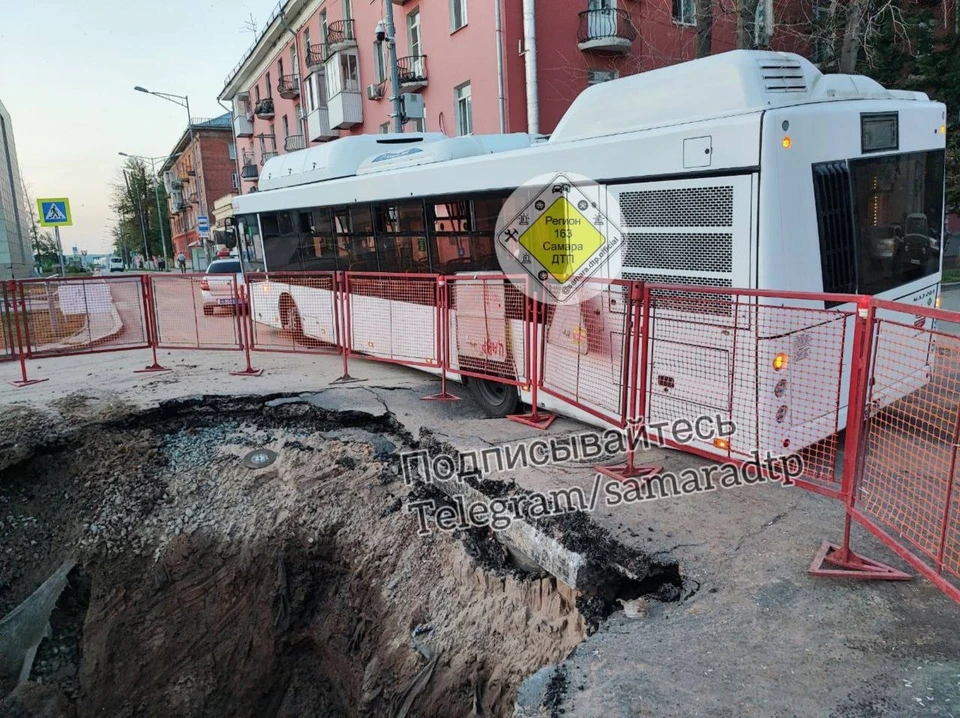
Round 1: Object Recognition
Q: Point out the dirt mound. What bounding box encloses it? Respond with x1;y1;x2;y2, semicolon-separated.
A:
0;398;613;717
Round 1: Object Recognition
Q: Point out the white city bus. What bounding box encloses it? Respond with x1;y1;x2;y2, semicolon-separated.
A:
233;50;947;462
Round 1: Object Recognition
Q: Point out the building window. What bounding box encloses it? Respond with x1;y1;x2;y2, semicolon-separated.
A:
409;117;425;132
282;115;290;139
380;122;390;134
588;69;618;85
255;84;261;103
374;42;387;83
673;0;695;25
408;9;422;56
304;27;311;58
228;142;237;160
454;82;472;136
266;71;273;98
290;44;298;73
320;9;328;45
450;0;467;32
232;172;240;190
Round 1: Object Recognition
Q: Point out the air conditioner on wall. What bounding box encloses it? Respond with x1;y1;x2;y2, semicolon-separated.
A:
366;84;384;101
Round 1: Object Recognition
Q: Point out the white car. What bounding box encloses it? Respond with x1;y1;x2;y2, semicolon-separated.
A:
200;259;246;315
108;256;124;273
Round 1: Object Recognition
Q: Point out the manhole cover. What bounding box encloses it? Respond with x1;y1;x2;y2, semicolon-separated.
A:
243;449;278;469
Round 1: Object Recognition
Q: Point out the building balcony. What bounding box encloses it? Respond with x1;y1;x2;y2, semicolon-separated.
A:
391;0;411;4
397;55;428;91
261;151;279;166
284;134;306;152
329;87;362;129
327;20;356;52
254;98;275;119
306;43;327;72
233;113;254;137
277;75;300;100
307;107;337;142
577;8;637;54
241;152;258;180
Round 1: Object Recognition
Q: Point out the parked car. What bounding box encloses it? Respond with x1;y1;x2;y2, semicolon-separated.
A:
108;257;124;272
200;259;246;315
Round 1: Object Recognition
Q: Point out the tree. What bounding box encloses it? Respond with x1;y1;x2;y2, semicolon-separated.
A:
110;157;172;263
696;0;715;56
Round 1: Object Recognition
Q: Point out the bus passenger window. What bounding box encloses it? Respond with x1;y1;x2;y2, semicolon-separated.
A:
473;196;507;232
374;202;429;273
299;209;338;271
260;211;302;272
335;206;378;271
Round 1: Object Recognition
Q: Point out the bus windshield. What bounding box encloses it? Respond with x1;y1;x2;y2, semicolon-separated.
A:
850;149;945;295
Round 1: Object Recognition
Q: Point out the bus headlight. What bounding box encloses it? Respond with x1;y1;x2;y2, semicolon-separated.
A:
773;353;789;371
774;379;787;397
776;405;788;423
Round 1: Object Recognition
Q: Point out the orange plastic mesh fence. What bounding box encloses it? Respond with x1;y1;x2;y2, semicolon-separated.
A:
538;280;635;427
345;274;440;368
150;275;242;350
245;272;340;354
446;276;529;387
856;311;960;587
645;287;855;485
16;277;149;358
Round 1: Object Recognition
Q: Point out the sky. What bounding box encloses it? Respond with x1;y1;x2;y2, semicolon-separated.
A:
0;0;278;254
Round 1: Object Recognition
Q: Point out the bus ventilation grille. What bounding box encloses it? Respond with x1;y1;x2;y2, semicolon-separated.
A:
759;59;807;93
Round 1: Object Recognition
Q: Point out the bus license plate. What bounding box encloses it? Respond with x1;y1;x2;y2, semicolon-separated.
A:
217;298;238;305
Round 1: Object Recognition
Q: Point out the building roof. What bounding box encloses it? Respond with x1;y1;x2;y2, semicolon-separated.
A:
160;113;233;173
220;0;317;101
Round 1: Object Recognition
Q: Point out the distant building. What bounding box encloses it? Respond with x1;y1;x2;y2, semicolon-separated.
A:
0;98;33;279
158;114;238;267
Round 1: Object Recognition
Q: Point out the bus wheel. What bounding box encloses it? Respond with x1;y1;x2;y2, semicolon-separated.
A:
468;378;519;418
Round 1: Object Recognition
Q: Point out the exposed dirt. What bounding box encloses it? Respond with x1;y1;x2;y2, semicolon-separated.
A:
0;396;679;717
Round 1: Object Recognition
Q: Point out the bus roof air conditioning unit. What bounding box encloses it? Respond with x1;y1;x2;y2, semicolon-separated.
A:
367;84;384;101
402;93;424;120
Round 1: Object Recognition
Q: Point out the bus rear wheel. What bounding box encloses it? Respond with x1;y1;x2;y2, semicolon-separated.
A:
468;378;520;418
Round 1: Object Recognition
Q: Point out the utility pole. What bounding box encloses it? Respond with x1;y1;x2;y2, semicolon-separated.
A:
381;3;404;132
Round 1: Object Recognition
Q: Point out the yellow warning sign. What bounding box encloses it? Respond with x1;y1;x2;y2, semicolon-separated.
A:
516;197;606;282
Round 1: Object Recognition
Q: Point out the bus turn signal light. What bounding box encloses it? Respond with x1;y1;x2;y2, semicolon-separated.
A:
714;437;729;451
936;295;942;308
782;136;792;149
773;353;789;371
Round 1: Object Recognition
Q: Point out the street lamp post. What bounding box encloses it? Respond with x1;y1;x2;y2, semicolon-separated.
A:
122;169;151;270
119;152;179;270
134;86;210;264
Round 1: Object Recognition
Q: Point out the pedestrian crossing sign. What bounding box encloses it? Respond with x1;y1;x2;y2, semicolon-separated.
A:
37;198;72;227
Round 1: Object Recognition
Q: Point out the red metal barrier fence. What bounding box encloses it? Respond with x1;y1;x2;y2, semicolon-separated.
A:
1;281;16;364
6;271;960;605
149;274;243;351
833;299;960;601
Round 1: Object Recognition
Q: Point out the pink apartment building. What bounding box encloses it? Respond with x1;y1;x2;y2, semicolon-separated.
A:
219;0;808;190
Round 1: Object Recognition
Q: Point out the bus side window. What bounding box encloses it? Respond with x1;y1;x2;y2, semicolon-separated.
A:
335;206;378;271
261;211;303;272
375;201;430;273
299;209;338;271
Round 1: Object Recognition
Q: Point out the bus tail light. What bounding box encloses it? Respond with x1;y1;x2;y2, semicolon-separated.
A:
773;353;789;371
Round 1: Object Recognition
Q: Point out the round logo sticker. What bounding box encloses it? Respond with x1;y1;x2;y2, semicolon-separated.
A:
494;172;623;305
